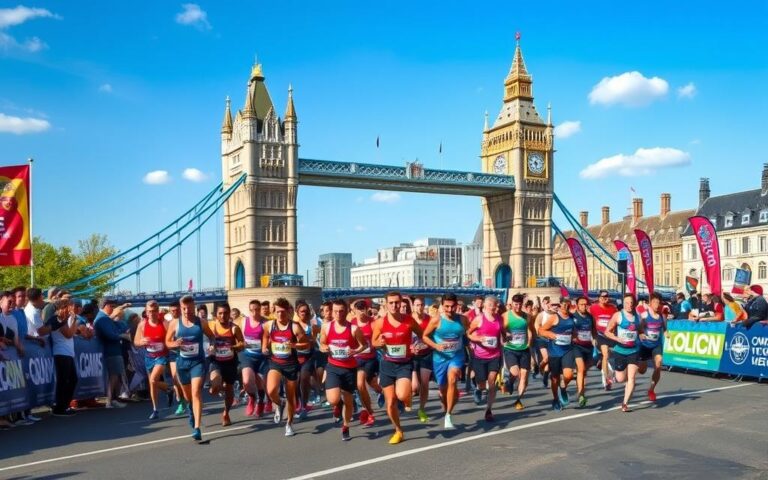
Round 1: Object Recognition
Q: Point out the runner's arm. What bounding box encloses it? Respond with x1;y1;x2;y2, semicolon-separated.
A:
466;318;482;343
537;317;556;341
165;321;181;349
133;320;146;348
232;325;245;352
603;313;621;344
318;323;329;353
261;321;271;355
351;325;367;355
292;322;310;350
371;318;385;347
421;316;442;350
409;316;424;338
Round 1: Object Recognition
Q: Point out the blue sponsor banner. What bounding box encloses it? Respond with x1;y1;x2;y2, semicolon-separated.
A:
0;336;107;415
720;323;768;379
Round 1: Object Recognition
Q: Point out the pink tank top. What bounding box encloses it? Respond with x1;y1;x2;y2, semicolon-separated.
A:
472;313;502;359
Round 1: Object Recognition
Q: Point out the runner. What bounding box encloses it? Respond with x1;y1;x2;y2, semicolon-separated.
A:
533;299;551;388
166;300;187;416
463;295;483;395
262;297;310;436
319;299;367;441
238;299;269;417
572;296;597;408
422;293;469;430
294;300;318;419
410;296;433;423
604;293;643;412
590;289;618;390
312;301;333;407
352;300;381;427
638;292;666;402
538;297;576;412
208;302;245;426
502;293;535;410
133;300;173;419
371;291;423;444
467;295;503;422
164;295;216;441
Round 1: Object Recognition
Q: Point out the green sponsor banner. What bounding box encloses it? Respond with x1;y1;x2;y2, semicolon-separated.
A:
662;321;727;372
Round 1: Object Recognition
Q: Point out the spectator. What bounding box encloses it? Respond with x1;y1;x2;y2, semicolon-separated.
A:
37;299;78;416
691;289;724;322
0;290;24;357
740;285;768;329
12;286;43;424
77;302;98;339
40;286;61;324
24;288;46;343
671;292;692;320
722;293;747;323
197;305;208;322
94;298;131;408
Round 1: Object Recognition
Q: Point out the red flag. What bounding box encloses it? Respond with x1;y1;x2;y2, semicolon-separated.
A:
188;278;193;292
565;237;589;297
559;283;570;299
634;229;655;295
0;164;31;266
688;216;722;296
613;240;637;296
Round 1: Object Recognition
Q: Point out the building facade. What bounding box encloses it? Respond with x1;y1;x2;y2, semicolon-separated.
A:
315;253;352;288
682;165;768;293
481;39;554;289
553;194;694;292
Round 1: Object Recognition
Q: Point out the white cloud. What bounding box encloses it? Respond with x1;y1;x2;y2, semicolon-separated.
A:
579;147;691;179
677;82;697;99
182;168;208;182
371;191;400;203
175;4;211;30
689;138;701;145
143;170;171;185
0;6;58;52
588;71;669;107
0;112;50;134
98;83;113;93
354;225;366;232
554;120;581;139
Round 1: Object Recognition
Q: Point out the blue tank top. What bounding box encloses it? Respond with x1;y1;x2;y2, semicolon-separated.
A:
176;317;204;364
641;311;664;348
614;311;640;355
547;314;574;357
572;312;594;347
431;315;465;360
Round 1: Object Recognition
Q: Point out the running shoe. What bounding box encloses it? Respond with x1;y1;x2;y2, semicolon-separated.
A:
621;403;631;413
578;395;588;408
255;401;264;418
444;413;455;430
274;401;284;424
284;423;295;437
558;387;570;407
648;388;657;402
298;407;308;421
377;393;385;409
473;388;483;405
388;431;404;445
192;428;202;441
551;399;562;412
175;401;187;416
304;403;314;413
333;404;342;423
149;410;159;420
25;413;42;422
166;389;174;408
341;425;351;442
417;409;429;423
222;412;231;427
264;401;274;415
359;409;370;425
14;418;34;426
245;395;256;417
513;399;525;411
484;410;495;422
604;378;613;391
363;414;376;428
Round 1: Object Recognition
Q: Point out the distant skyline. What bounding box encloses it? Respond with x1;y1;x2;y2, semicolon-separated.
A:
1;2;766;291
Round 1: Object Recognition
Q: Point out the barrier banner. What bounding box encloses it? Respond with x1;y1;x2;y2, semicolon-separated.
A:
663;320;726;372
720;323;768;378
0;336;107;415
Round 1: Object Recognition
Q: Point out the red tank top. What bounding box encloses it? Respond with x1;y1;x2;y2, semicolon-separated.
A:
352;317;375;360
381;314;413;363
590;304;618;335
327;322;359;369
412;313;432;356
144;320;167;358
269;321;296;365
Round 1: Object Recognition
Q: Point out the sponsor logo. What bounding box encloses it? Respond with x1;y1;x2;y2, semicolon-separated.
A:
666;331;725;359
728;332;750;365
77;352;104;378
697;224;718;268
0;359;26;391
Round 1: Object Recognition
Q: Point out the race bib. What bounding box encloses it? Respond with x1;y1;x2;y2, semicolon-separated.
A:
554;333;572;346
215;346;234;361
481;336;498;348
596;318;610;330
330;345;351;360
508;332;526;347
146;341;164;354
180;340;199;358
618;329;637;344
442;339;460;353
386;344;407;359
244;336;262;352
645;330;660;342
577;330;593;343
271;341;291;357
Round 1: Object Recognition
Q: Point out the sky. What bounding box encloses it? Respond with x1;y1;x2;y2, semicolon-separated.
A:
1;1;767;292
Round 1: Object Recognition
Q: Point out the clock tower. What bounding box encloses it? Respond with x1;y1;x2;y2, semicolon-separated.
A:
480;37;554;288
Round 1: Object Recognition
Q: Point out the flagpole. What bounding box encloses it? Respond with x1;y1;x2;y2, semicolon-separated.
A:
28;157;34;288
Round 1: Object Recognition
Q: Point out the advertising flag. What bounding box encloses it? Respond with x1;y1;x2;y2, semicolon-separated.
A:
613;240;637;296
634;229;655;295
688;216;722;296
565;237;589;297
0;164;31;266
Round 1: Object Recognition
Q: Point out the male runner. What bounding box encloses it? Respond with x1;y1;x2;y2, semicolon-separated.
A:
503;293;535;410
410;296;433;423
352;300;381;427
604;294;643;412
295;300;318;419
590;290;618;390
239;299;268;417
538;297;575;411
638;292;666;402
166;300;187;415
133;300;173;419
572;296;597;407
208;302;245;426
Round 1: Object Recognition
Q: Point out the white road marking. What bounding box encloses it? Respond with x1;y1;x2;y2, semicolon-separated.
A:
0;382;755;475
284;383;756;480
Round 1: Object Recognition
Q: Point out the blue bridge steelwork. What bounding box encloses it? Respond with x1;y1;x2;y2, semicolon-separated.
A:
298;158;515;196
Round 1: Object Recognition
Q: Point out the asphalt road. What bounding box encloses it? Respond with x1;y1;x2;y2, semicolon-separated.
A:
1;370;765;480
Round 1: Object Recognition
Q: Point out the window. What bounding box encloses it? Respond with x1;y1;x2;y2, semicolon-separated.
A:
665;253;670;262
688;244;698;260
742;237;751;254
759;262;767;280
724;239;732;256
723;266;734;281
725;214;734;228
709;217;717;227
234;261;245;289
742;213;750;225
675;252;680;262
760;236;767;253
760;209;768;223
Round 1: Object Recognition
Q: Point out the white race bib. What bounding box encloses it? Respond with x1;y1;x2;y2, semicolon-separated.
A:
180;341;199;358
442;340;460;353
618;329;637;343
596;318;610;329
481;336;498;348
271;341;291;357
508;332;526;347
244;336;262;352
215;346;233;360
386;344;407;358
645;330;660;342
554;333;572;346
577;330;593;343
330;345;351;360
146;341;164;354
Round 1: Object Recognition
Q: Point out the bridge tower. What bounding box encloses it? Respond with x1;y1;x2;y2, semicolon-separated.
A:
220;62;299;290
480;39;554;288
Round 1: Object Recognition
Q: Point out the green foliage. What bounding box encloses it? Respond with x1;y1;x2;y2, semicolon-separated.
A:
0;234;119;296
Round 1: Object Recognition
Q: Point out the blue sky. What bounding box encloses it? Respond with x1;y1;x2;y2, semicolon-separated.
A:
1;1;766;291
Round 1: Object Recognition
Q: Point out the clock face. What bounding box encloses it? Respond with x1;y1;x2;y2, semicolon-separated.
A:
493;155;507;174
527;152;545;175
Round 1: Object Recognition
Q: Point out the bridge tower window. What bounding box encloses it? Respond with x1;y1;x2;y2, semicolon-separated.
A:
234;261;245;289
